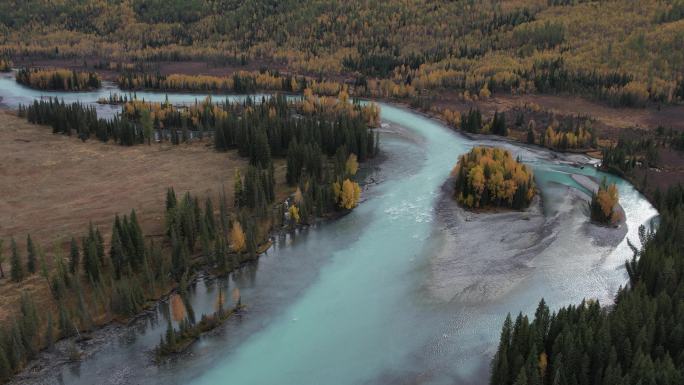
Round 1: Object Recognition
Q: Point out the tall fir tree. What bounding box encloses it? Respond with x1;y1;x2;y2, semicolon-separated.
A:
10;238;23;282
69;237;80;274
26;234;36;274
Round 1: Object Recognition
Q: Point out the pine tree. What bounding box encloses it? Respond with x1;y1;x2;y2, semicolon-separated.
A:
110;228;125;279
513;367;528;385
26;234;36;274
58;300;74;337
45;313;54;350
234;169;244;208
141;108;153;145
204;197;216;238
491;111;508;136
10;238;23;282
0;347;10;383
39;246;49;282
95;227;105;264
83;236;100;282
0;239;5;278
129;209;145;268
69;237;80;274
166;187;177;211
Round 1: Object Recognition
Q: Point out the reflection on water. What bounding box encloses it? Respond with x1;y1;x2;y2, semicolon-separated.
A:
1;78;658;385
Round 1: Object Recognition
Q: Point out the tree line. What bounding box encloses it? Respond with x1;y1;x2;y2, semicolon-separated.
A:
0;180;281;382
19;98;143;145
16;68;100;91
117;71;346;97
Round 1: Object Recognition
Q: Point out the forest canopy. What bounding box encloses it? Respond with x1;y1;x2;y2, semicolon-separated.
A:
1;1;683;104
489;185;684;385
16;68;101;91
452;147;536;210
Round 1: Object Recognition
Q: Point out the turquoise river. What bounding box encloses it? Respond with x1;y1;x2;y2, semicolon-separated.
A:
0;74;658;385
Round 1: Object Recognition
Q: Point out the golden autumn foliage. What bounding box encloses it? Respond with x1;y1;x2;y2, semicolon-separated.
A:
121;96;229;130
541;125;594;150
2;1;683;103
294;187;305;206
442;109;461;128
345;154;359;176
296;89;380;127
336;179;361;210
590;179;621;225
230;221;246;253
169;294;186;322
288;205;301;224
118;71;310;94
539;352;548;379
453;147;536;210
15;68;101;91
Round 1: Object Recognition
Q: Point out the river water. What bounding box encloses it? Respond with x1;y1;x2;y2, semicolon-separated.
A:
0;74;658;385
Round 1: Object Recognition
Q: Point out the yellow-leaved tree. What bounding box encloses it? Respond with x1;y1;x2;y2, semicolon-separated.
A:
339;179;361;209
590;179;620;225
345;153;359;176
289;204;301;224
230;221;246;253
170;294;186;322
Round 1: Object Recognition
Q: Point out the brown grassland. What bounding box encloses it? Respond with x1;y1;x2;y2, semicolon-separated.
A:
0;110;289;322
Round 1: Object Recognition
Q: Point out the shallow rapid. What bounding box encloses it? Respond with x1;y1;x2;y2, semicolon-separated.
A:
0;76;658;385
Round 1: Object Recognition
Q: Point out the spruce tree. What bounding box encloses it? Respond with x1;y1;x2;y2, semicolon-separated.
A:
110;228;125;279
95;227;105;264
83;237;100;282
129;210;145;267
69;237;80;274
26;234;36;274
0;239;5;278
204;197;216;238
234;169;244;208
10;238;23;282
0;347;10;383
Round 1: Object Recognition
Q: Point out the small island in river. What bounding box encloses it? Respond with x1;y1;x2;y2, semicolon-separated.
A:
453;146;536;210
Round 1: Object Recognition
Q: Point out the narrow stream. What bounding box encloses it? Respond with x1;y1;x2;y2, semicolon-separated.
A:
0;75;658;385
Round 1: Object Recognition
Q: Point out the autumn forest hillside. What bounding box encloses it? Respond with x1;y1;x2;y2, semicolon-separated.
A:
1;0;684;105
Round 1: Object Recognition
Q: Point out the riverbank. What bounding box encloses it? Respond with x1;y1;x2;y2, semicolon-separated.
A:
6;158;378;385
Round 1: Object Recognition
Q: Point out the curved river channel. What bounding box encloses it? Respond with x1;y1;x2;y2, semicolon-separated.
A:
0;75;658;385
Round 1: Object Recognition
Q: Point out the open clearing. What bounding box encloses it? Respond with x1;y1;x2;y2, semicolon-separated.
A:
0;110;287;260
